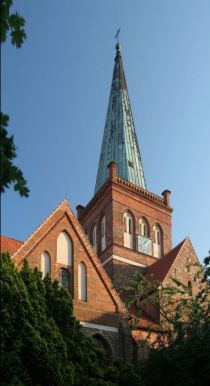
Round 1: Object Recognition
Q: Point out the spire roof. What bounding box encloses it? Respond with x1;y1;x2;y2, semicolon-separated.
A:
95;43;147;194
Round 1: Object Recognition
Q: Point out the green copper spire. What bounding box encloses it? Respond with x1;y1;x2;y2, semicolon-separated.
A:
95;43;147;194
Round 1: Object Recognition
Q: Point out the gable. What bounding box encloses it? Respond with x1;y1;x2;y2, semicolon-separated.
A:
162;238;201;288
12;200;124;320
146;238;200;289
146;239;186;284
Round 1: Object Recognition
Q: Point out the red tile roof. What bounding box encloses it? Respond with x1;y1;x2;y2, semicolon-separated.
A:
0;236;23;256
136;313;161;331
146;239;186;284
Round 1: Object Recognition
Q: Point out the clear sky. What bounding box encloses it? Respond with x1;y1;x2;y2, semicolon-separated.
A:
2;0;210;262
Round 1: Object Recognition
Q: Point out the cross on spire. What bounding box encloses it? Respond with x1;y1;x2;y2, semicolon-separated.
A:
115;28;121;44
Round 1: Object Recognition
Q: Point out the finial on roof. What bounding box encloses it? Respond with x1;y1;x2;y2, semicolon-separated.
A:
115;28;121;59
115;28;121;44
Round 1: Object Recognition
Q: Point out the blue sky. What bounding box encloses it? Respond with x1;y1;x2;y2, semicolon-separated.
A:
2;0;210;261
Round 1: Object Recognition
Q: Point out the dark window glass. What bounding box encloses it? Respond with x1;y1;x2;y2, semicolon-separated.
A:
59;268;70;288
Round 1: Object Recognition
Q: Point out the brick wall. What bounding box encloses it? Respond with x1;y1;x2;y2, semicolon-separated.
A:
14;211;124;331
79;175;172;282
163;238;201;296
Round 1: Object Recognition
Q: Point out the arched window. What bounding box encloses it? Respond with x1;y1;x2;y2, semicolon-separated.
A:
78;262;87;301
123;212;133;249
92;334;113;357
91;224;97;253
139;218;148;237
41;251;51;277
57;231;72;266
153;225;162;258
101;216;106;252
59;268;70;288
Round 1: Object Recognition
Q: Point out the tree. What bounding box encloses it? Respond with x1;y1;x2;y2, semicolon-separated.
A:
0;254;142;385
0;0;29;196
0;254;74;385
0;113;29;196
116;255;210;385
1;0;26;47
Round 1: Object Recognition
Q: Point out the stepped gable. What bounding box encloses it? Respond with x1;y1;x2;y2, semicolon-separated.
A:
146;239;186;284
1;236;23;256
12;199;125;312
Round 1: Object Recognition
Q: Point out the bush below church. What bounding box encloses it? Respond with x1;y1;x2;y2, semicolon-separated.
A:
0;254;142;386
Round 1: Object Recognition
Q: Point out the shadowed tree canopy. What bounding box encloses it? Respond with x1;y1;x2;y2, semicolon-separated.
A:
116;254;210;386
0;254;142;386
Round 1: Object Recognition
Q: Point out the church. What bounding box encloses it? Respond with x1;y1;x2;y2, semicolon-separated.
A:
1;42;200;361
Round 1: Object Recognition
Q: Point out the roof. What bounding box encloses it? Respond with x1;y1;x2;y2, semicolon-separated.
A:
146;239;186;284
127;303;162;332
94;43;147;193
133;313;162;332
0;236;23;256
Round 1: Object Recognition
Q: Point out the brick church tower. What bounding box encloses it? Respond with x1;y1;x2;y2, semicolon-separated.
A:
77;43;173;284
2;40;201;360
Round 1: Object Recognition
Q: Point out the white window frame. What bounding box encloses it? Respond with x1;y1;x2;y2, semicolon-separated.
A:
123;213;133;249
153;225;162;258
41;251;51;277
57;231;72;266
139;218;148;237
101;216;106;251
92;224;97;253
78;262;87;301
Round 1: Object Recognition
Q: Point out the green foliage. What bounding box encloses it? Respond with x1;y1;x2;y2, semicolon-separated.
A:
104;359;143;386
0;254;74;385
0;113;29;196
0;0;26;47
2;252;209;385
116;256;210;385
1;0;29;197
0;254;142;385
140;317;210;386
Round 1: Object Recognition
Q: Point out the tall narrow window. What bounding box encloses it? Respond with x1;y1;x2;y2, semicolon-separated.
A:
101;216;106;252
57;231;72;266
78;262;87;301
91;224;97;253
59;268;70;288
153;225;162;258
41;251;51;277
123;212;133;249
139;218;148;237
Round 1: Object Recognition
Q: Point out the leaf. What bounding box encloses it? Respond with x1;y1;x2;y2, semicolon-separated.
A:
0;112;30;197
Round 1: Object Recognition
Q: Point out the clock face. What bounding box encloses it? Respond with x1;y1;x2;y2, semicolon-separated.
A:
137;235;152;255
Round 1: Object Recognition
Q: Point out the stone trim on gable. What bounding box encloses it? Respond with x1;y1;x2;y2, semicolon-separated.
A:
80;321;118;332
102;254;147;269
